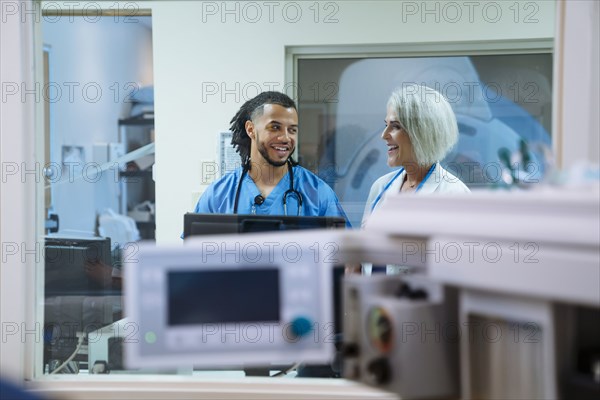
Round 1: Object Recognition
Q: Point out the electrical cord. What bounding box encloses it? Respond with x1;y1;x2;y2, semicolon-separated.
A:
49;333;85;374
270;362;301;377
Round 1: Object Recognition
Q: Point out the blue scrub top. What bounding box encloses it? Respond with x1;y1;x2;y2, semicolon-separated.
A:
194;165;350;226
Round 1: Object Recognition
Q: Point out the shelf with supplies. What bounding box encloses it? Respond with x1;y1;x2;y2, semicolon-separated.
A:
118;111;154;126
118;112;155;240
119;170;153;178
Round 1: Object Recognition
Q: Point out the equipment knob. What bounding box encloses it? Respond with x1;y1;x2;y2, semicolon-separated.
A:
367;357;392;385
289;316;313;339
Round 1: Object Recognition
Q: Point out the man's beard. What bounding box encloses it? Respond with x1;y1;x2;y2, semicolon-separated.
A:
257;138;293;167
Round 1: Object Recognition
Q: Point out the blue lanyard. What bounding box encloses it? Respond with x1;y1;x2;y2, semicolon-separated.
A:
370;168;404;212
370;163;437;212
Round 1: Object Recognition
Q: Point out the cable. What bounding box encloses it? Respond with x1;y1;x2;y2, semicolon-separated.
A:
270;362;301;377
49;333;85;374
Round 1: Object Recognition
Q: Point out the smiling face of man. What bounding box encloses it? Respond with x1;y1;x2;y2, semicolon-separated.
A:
246;103;298;167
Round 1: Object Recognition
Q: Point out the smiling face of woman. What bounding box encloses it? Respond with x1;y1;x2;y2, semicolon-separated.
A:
381;106;416;168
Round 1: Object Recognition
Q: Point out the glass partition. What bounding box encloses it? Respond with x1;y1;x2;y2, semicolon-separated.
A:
297;54;553;227
29;0;555;383
41;12;154;375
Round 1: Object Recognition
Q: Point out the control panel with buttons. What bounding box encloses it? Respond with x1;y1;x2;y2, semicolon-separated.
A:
342;274;459;399
124;233;335;368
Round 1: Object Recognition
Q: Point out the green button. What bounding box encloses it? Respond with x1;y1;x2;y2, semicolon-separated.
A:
145;331;157;344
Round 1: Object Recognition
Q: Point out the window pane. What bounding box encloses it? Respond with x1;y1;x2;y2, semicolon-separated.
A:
42;15;154;375
298;55;553;227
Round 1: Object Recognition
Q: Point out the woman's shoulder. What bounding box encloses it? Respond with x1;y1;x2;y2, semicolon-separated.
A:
437;165;471;193
371;169;402;190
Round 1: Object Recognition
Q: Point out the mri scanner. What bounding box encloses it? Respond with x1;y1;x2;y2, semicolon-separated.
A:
313;57;552;227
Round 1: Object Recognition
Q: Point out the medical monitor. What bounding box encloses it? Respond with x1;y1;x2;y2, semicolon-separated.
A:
183;213;346;238
125;233;339;368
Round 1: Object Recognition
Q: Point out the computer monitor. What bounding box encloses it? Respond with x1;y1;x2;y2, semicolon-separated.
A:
182;213;346;376
44;236;116;369
45;236;113;296
183;213;346;239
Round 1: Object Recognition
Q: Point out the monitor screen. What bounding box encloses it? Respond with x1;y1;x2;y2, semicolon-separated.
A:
45;236;113;296
183;213;346;239
168;268;280;325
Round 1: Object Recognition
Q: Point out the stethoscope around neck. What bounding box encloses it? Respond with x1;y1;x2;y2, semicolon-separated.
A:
233;159;303;215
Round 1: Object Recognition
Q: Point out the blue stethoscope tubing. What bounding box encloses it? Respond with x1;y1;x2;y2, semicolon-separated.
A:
370;163;437;212
233;159;303;215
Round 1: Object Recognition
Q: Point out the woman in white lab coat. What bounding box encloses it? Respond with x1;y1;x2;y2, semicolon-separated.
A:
358;85;470;275
362;84;470;226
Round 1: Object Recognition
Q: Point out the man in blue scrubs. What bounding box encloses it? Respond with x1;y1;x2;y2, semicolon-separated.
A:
194;91;349;224
193;92;349;378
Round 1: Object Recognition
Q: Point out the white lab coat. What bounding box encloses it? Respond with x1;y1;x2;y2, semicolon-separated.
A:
362;162;470;227
361;163;470;274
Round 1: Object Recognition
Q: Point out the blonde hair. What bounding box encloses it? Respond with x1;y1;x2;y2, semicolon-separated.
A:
387;84;458;166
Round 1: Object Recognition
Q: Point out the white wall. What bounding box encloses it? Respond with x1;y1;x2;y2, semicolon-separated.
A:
149;0;556;242
0;0;37;380
42;16;153;234
554;0;600;167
